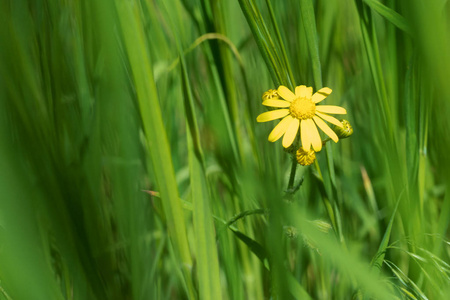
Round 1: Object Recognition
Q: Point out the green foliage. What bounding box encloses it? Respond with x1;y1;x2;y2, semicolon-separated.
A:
0;0;449;299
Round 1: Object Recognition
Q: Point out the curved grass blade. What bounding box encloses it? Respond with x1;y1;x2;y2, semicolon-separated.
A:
363;0;411;35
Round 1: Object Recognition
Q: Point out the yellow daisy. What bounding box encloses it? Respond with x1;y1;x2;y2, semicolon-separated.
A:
256;85;346;151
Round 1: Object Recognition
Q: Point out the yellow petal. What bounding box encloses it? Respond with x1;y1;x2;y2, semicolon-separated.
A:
277;86;296;102
304;118;322;152
268;116;294;142
295;85;306;97
300;119;311;151
316;105;347;114
305;86;313;98
256;109;289;122
315;111;343;128
262;99;291;108
282;118;300;148
295;85;313;98
312;87;332;103
313;116;339;143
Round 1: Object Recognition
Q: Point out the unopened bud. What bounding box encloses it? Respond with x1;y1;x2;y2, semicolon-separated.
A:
296;147;316;166
262;89;279;101
334;119;353;139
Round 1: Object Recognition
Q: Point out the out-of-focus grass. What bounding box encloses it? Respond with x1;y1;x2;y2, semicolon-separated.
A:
0;0;449;299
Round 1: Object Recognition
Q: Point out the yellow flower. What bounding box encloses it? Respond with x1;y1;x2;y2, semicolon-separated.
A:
256;85;346;151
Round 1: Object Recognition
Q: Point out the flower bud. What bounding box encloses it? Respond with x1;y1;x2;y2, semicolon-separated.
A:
333;119;353;139
262;89;279;101
296;147;316;166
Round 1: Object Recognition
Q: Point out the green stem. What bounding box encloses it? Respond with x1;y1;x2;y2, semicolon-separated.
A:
314;160;338;232
287;154;298;190
286;137;334;194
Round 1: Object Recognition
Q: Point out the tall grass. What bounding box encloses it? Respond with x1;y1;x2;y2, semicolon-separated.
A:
0;0;449;299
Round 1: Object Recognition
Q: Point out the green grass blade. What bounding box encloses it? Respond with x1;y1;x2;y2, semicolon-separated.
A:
363;0;411;34
370;194;402;273
264;0;295;88
299;0;323;88
434;190;450;255
287;276;313;300
237;0;282;87
228;227;268;266
356;1;394;136
180;56;223;300
288;208;396;299
114;2;195;298
0;147;66;300
228;226;312;299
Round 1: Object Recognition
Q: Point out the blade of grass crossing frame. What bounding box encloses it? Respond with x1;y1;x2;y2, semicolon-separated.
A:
114;2;196;298
356;1;394;139
180;55;223;300
265;0;295;89
248;0;289;87
299;0;323;88
363;0;411;35
237;0;282;87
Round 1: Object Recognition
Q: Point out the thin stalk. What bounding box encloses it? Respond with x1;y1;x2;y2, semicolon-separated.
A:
314;160;338;234
287;156;298;190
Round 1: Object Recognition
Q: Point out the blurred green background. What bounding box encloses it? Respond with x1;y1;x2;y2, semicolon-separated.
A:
0;0;449;299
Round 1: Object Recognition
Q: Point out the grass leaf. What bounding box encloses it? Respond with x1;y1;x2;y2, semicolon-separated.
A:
180;52;223;300
371;193;402;273
115;2;196;297
363;0;411;34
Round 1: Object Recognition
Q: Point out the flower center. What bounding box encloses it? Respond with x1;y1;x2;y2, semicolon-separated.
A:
289;97;316;120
